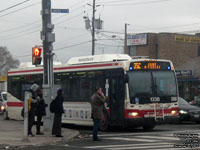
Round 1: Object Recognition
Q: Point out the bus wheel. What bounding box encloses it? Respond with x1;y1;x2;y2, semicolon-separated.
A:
3;110;9;120
142;119;155;131
99;115;109;131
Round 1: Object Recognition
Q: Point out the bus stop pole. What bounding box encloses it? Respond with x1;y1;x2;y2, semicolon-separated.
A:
24;91;31;138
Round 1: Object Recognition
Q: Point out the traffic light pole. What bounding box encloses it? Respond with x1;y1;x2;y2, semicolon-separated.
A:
41;0;54;85
41;0;55;131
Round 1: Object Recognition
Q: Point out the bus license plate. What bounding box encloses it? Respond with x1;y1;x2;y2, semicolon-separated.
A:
194;114;199;118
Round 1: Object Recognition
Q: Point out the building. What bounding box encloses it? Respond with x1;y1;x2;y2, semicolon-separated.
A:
126;32;200;101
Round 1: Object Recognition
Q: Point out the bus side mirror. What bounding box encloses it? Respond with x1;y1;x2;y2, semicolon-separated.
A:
124;74;129;83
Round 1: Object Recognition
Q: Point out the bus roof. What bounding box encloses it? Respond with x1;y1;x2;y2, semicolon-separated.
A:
66;54;132;65
19;62;62;68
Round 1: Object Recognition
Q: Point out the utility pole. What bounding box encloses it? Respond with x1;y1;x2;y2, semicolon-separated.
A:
92;0;96;55
41;0;54;85
41;0;55;131
124;23;129;54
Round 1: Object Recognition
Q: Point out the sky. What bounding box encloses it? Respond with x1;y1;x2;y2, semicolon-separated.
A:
0;0;200;64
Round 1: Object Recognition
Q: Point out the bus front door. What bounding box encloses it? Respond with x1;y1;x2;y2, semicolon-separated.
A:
108;77;125;126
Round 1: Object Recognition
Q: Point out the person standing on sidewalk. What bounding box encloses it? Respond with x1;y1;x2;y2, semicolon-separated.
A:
52;88;64;137
35;89;47;135
90;87;106;141
28;84;40;137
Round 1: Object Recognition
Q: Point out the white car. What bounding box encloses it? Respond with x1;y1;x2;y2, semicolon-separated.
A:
0;92;8;120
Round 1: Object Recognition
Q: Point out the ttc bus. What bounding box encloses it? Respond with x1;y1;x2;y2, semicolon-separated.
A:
6;54;179;130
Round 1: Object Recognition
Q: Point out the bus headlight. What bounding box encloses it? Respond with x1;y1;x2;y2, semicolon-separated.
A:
128;112;138;117
171;110;177;115
179;110;188;114
1;105;5;111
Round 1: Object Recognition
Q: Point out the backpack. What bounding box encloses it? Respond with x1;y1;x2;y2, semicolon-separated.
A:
50;99;56;113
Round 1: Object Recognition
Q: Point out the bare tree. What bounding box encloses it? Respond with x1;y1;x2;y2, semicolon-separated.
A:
0;46;20;75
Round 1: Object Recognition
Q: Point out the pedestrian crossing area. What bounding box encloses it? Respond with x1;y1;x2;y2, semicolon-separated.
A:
79;131;200;150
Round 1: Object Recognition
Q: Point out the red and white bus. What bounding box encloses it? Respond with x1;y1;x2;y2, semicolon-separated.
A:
6;54;179;130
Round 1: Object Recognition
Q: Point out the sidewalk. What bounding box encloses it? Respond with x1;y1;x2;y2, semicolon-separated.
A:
0;116;79;148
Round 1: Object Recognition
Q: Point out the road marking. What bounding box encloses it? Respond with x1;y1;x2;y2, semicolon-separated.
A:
106;144;173;150
137;135;179;140
83;142;172;149
103;137;157;142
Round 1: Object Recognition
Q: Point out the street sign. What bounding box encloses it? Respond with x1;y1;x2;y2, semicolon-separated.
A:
52;9;69;13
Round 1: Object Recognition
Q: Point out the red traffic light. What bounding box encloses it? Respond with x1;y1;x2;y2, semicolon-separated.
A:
32;47;42;57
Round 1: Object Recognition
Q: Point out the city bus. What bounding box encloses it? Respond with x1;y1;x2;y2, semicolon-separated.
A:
6;54;179;130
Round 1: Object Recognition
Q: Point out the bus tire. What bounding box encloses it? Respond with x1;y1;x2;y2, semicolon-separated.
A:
142;119;155;131
99;114;109;131
3;110;9;120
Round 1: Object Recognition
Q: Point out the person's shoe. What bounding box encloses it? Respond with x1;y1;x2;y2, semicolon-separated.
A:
93;138;101;141
36;132;44;135
28;134;35;137
56;135;63;137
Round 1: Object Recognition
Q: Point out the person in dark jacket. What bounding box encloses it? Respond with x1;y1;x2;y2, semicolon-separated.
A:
90;87;106;141
28;84;40;137
35;89;47;135
52;88;64;137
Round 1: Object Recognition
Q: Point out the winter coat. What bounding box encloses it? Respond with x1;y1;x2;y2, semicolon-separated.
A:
54;89;64;114
36;95;47;116
90;93;106;120
30;90;38;112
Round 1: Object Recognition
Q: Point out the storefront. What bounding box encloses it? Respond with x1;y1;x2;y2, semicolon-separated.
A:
176;70;200;102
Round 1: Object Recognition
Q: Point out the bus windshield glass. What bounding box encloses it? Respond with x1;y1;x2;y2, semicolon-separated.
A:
128;71;177;103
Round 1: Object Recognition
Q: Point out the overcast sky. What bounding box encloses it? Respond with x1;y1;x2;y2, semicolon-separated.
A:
0;0;200;63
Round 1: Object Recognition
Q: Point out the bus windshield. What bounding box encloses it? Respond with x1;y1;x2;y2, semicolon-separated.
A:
128;71;177;103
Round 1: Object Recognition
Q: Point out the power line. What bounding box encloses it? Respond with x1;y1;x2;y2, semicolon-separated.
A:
13;40;92;59
98;0;143;4
56;8;92;25
101;0;170;6
54;40;92;51
0;28;40;41
132;22;200;32
0;2;86;38
0;0;31;13
96;43;123;47
0;2;40;18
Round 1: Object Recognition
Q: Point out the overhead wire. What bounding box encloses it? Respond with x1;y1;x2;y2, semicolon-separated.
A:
98;0;146;4
100;0;170;6
0;0;31;13
0;0;89;40
54;40;92;51
0;2;40;18
13;40;92;59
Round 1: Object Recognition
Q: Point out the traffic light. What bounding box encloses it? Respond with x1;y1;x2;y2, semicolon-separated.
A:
32;47;42;65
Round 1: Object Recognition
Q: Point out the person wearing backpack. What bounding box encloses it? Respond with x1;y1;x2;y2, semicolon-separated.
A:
52;88;64;137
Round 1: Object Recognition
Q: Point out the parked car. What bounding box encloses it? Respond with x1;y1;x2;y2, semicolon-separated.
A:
190;99;200;108
0;92;8;120
0;92;7;112
179;97;200;123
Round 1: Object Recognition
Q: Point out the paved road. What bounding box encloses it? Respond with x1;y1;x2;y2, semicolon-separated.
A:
66;123;200;150
15;123;200;150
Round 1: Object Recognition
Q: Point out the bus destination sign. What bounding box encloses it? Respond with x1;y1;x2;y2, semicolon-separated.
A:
129;61;171;71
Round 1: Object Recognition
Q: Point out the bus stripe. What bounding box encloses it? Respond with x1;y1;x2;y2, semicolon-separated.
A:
7;63;119;75
7;102;24;107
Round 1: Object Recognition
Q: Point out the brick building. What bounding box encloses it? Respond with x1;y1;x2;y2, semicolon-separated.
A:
126;33;200;101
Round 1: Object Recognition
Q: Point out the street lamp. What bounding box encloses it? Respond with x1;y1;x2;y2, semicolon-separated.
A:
112;35;124;54
112;35;124;42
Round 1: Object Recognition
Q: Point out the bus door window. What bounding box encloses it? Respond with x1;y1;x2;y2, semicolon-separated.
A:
109;76;125;124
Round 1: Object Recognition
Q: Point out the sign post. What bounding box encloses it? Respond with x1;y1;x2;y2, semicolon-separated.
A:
23;91;31;140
